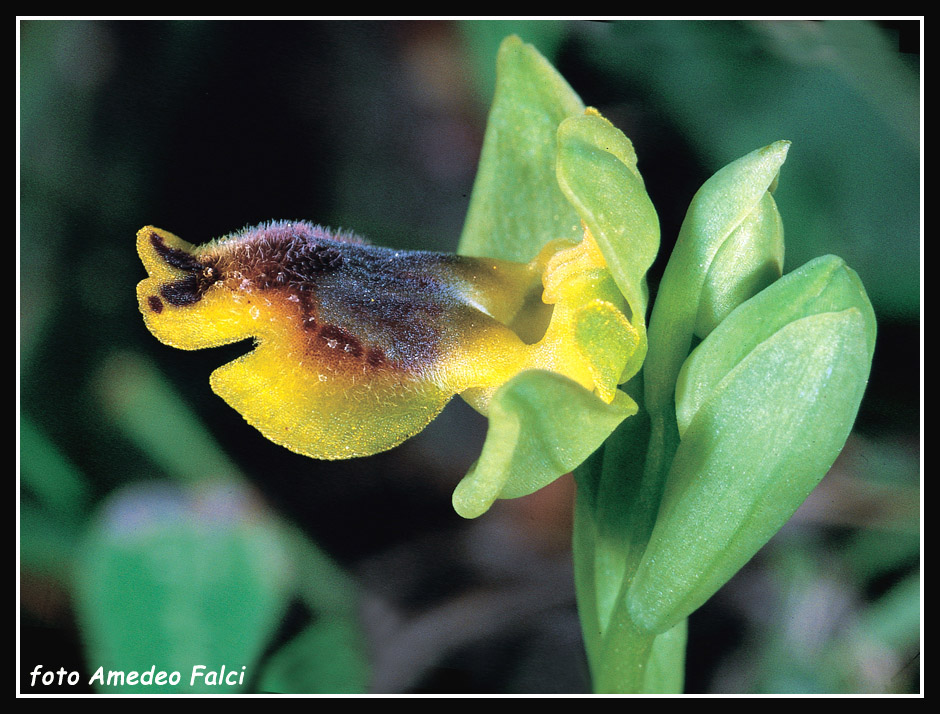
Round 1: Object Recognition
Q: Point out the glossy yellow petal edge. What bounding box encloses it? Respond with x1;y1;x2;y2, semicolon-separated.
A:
136;221;639;459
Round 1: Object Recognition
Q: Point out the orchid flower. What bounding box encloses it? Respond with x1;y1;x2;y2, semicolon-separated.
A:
134;36;876;692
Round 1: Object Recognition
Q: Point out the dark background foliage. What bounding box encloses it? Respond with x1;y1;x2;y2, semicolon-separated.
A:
20;19;920;694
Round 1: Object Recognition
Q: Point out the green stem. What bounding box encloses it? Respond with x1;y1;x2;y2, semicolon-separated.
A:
592;617;657;693
574;377;685;693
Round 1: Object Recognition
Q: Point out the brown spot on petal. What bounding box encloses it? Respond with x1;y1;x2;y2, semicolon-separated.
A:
318;323;364;359
150;231;202;272
366;348;386;368
150;231;222;306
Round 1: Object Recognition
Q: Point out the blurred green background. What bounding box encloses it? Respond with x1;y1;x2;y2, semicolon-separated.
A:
19;19;920;694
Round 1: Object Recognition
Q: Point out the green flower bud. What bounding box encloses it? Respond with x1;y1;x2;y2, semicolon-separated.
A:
645;141;790;415
693;189;784;338
627;255;876;633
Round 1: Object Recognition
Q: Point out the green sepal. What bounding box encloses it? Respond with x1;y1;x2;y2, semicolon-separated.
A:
453;370;637;519
458;35;584;262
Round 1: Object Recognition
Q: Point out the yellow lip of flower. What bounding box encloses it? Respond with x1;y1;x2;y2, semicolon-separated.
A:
136;221;640;460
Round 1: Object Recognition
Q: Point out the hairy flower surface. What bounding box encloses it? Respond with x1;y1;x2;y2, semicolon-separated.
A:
136;220;638;461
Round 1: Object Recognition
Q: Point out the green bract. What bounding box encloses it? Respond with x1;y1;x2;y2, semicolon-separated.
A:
694;188;784;338
675;254;876;437
628;256;876;633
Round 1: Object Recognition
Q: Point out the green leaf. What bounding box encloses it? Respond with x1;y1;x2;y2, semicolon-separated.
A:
627;257;876;632
452;370;636;519
20;501;83;576
95;351;242;484
20;416;91;574
257;621;369;694
20;415;91;517
458;35;584;262
73;482;290;692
